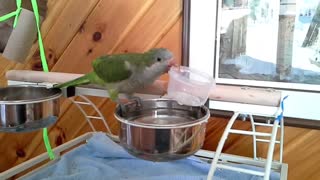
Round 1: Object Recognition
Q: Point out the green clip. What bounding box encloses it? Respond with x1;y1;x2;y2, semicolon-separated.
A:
0;0;21;25
13;7;22;28
31;0;49;72
0;11;17;22
31;0;54;160
13;0;22;28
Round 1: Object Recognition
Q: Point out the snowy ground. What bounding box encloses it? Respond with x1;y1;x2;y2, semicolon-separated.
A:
220;11;320;84
292;15;320;72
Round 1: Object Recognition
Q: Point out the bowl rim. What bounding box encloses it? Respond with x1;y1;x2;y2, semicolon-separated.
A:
114;99;210;129
0;115;58;133
0;85;62;105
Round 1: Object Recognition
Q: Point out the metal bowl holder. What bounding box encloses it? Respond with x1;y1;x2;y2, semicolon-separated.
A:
0;81;288;180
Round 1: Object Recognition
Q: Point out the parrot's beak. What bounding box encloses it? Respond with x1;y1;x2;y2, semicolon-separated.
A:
167;58;178;71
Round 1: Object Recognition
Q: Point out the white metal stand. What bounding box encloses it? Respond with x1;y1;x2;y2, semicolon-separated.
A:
0;81;288;180
207;100;285;180
70;95;119;142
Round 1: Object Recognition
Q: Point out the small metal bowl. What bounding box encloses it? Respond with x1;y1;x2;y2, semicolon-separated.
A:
114;99;210;161
0;85;62;133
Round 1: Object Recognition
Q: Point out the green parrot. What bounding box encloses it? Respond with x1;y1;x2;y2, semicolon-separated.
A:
53;48;175;102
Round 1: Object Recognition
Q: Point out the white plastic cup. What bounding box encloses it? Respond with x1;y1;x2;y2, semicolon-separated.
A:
167;66;215;106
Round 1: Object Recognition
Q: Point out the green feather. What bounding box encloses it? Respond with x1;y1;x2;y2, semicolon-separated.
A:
92;52;155;83
53;48;173;102
92;56;132;83
53;72;102;88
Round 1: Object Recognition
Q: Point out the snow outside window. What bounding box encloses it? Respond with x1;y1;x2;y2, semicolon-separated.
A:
189;0;320;120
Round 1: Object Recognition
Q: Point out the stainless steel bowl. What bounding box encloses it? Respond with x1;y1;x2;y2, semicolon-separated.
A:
114;99;210;161
0;85;62;132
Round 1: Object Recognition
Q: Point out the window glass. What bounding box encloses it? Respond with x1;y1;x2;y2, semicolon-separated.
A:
217;0;320;86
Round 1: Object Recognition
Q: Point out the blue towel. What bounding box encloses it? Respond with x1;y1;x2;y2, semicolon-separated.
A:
25;132;280;180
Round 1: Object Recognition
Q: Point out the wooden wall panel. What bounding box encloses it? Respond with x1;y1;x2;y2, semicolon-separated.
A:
111;0;182;53
0;0;183;172
0;56;28;86
0;1;320;180
32;0;100;70
53;0;154;73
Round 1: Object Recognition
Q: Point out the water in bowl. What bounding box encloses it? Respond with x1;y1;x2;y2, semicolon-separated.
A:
168;92;203;106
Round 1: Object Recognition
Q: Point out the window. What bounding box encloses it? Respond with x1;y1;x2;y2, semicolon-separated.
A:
187;0;320;121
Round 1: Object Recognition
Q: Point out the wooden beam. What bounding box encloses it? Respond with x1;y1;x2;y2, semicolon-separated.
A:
6;70;281;107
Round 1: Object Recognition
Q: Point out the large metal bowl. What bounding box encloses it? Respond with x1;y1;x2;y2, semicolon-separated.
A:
0;85;62;132
114;99;210;161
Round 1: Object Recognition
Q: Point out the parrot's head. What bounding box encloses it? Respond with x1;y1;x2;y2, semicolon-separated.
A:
146;48;176;73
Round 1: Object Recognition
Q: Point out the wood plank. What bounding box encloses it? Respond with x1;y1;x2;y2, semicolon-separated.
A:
0;130;39;172
30;0;100;70
0;56;30;86
23;0;66;64
281;128;320;180
52;0;156;73
0;0;66;68
113;0;182;53
155;16;182;81
155;16;183;65
41;0;67;40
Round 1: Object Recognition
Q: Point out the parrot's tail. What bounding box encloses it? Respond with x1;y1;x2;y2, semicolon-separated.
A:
53;74;91;89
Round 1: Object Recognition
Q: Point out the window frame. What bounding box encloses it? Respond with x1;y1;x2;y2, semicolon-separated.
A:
183;0;320;127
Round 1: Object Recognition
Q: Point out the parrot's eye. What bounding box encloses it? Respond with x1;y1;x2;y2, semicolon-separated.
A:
157;57;162;62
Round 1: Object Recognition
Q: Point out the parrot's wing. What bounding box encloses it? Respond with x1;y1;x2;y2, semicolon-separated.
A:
92;56;133;83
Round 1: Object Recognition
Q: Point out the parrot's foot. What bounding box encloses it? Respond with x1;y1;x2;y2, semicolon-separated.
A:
115;99;129;117
118;103;128;117
128;96;143;107
116;96;143;117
